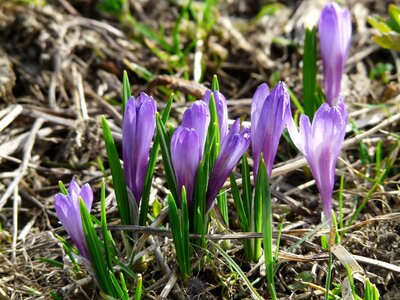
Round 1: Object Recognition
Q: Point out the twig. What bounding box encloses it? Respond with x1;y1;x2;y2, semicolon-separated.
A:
11;187;20;263
0;105;23;133
0;118;44;210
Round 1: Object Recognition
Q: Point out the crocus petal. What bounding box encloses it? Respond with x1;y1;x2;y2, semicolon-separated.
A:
252;82;290;178
171;127;202;207
319;3;352;106
79;183;94;211
123;97;137;202
122;93;156;204
204;91;228;142
206;119;250;210
54;179;93;260
181;100;210;158
287;98;348;221
133;93;156;202
251;83;270;130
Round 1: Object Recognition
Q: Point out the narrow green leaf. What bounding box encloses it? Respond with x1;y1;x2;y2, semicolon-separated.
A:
80;199;116;297
58;181;68;195
36;257;63;268
119;272;129;300
181;186;191;277
211;74;219;91
122;70;131;115
241;154;252;220
303;26;318;118
101;116;130;225
192;159;207;249
156;114;178;201
217;190;229;226
101;179;114;270
50;291;62;300
134;274;143;300
258;158;277;300
229;174;248;231
168;193;186;276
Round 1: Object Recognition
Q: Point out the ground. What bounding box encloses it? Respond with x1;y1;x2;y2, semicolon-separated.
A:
0;0;399;299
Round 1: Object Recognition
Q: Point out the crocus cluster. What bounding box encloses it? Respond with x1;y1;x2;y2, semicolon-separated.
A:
171;91;250;211
287;97;348;221
319;2;352;106
54;179;93;260
122;93;156;205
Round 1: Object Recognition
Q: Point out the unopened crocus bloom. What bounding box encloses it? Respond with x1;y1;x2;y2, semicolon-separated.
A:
319;2;352;106
204;90;228;142
171;101;210;207
123;93;156;205
54;179;93;260
206;119;251;210
287;97;348;221
252;82;291;178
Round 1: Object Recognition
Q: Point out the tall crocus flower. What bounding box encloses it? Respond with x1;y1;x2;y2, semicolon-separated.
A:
54;179;93;260
171;101;210;207
206;119;250;210
122;92;156;205
286;97;348;221
319;2;352;106
204;90;228;142
252;82;291;178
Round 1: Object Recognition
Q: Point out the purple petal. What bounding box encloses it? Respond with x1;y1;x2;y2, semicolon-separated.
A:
182;100;210;158
251;83;270;130
79;184;93;211
252;82;290;177
319;3;352;106
123;98;137;200
206;120;250;210
54;180;93;260
289;99;348;221
122;93;156;204
171;127;202;207
133;93;156;202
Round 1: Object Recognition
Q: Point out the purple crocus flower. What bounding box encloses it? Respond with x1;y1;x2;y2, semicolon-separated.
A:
122;93;156;205
251;82;291;178
204;90;228;142
171;101;210;207
319;2;352;106
286;97;348;221
206;119;251;210
54;179;93;260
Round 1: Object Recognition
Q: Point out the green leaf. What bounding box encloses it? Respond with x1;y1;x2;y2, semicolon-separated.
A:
58;181;68;195
36;257;63;268
372;32;400;51
122;71;131;115
80;199;118;297
211;74;219;91
217;190;229;226
367;16;392;33
303;26;318;119
181;187;191;277
389;4;400;32
134;274;143;300
101;116;130;225
168;192;189;277
258;158;277;300
156;114;178;201
101;179;114;270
